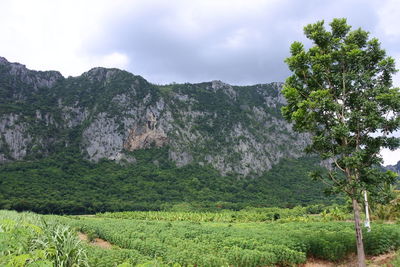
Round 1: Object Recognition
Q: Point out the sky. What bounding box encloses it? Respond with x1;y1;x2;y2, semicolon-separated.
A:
0;0;399;164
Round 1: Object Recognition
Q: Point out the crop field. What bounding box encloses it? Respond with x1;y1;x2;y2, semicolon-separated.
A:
1;209;400;266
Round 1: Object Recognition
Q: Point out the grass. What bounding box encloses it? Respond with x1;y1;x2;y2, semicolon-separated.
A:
0;210;88;266
387;250;400;266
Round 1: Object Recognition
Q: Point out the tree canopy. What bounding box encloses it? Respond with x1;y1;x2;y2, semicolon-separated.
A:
283;18;400;199
282;18;400;267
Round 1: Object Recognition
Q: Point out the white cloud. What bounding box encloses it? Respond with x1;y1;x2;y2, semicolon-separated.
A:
0;0;127;76
377;0;400;38
381;148;400;166
95;52;129;70
0;0;399;164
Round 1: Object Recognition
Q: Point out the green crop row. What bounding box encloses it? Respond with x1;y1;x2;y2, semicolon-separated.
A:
3;210;400;266
61;214;400;266
95;206;323;223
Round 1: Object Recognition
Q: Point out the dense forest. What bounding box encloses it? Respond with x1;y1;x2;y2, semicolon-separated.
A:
0;147;337;214
0;57;342;214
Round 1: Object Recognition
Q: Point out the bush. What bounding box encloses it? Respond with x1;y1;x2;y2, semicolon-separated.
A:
302;230;355;261
85;246;149;267
364;226;400;255
225;247;277;267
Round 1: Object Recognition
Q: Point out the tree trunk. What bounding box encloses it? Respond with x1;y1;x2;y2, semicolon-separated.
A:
352;197;366;267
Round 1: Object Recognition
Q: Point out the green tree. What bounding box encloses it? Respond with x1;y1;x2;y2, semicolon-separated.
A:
282;18;400;267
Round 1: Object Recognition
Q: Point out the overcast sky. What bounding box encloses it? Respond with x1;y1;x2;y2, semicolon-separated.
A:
0;0;399;164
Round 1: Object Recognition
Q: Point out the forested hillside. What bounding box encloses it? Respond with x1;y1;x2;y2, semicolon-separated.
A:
386;161;400;175
0;57;337;213
0;148;336;213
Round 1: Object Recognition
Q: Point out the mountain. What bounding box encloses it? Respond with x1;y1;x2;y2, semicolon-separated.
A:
0;56;310;175
0;57;334;213
386;161;400;175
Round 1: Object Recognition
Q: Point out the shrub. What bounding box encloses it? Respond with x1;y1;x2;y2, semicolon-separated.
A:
364;226;400;255
225;247;277;267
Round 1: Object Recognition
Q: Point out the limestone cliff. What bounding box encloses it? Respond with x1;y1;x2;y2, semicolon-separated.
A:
0;56;309;176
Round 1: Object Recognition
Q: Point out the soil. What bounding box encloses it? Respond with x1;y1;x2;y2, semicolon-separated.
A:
303;252;397;267
367;251;397;267
302;258;336;267
78;232;113;249
76;231;397;266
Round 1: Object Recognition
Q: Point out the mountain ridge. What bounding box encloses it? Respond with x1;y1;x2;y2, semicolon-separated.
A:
0;56;338;213
0;56;309;177
386;161;400;175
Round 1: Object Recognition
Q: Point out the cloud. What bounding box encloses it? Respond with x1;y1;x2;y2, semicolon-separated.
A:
381;148;400;166
377;0;400;38
1;0;397;85
79;0;395;85
0;0;115;76
95;52;129;70
0;0;399;164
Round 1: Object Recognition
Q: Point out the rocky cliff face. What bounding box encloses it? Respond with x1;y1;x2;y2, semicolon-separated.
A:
386;161;400;175
0;57;309;176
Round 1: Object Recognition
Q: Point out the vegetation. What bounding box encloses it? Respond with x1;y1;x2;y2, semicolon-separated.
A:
95;206;316;223
0;210;88;266
283;18;400;266
0;59;339;215
0;61;293;166
371;189;400;221
0;147;337;214
391;251;400;266
1;19;399;267
2;209;400;266
0;53;343;218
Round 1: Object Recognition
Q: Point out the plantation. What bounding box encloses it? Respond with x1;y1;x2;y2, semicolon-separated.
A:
1;209;400;266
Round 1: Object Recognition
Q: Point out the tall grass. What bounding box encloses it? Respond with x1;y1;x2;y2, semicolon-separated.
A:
0;210;88;267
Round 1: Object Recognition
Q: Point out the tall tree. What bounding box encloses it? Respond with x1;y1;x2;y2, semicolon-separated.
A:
282;18;400;267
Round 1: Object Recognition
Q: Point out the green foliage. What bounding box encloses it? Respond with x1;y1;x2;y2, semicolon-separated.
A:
302;230;355;261
391;250;400;266
59;213;400;265
282;18;400;200
0;149;335;214
371;189;400;221
373;204;399;221
0;62;291;167
96;206;317;223
3;210;400;266
225;247;277;267
363;226;400;255
283;18;400;265
33;225;88;267
0;58;336;215
84;246;149;267
0;210;88;267
321;206;349;221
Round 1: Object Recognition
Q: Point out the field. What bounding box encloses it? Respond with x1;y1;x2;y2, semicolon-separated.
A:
1;208;400;266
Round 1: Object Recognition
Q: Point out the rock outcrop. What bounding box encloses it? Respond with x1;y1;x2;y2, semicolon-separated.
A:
0;56;309;176
124;112;168;151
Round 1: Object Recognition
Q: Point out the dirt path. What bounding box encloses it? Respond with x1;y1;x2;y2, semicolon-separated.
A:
78;232;113;249
303;252;397;267
367;252;397;267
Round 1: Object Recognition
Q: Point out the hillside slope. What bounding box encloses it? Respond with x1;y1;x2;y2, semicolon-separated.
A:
0;57;335;213
386;161;400;175
0;56;308;176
